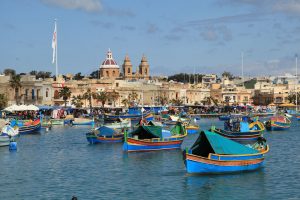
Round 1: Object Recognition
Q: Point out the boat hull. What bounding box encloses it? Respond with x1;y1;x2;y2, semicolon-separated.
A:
19;123;41;134
123;137;184;152
212;129;262;143
0;136;10;146
72;121;94;126
86;134;123;144
186;128;199;135
184;153;265;174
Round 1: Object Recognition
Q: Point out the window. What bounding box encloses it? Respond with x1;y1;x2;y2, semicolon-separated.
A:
46;88;49;98
32;89;35;100
113;71;115;76
106;71;109;77
128;68;130;74
116;83;119;87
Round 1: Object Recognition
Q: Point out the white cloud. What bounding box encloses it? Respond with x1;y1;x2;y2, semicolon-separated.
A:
273;1;300;14
41;0;102;12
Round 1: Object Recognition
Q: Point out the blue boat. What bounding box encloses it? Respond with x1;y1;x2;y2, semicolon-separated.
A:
211;119;265;144
71;118;95;126
183;130;269;174
123;121;187;152
10;119;42;134
265;116;291;131
86;126;123;144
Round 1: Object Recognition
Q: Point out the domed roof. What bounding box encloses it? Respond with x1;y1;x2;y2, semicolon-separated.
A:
100;49;119;69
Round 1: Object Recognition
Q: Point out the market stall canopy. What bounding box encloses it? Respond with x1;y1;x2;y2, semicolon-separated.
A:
3;104;40;112
27;104;39;111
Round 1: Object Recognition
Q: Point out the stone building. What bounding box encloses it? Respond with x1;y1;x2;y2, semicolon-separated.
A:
122;54;150;80
99;49;120;79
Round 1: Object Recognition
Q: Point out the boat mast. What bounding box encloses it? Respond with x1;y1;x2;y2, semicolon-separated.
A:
296;54;298;112
241;52;244;87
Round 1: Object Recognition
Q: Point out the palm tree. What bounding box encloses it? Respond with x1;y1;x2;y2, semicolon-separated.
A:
59;86;72;108
95;91;108;107
83;88;95;111
108;90;119;107
170;98;183;106
0;94;8;109
128;92;138;106
9;75;22;105
71;95;83;108
121;98;129;108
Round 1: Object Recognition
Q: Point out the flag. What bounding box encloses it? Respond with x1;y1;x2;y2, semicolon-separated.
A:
52;21;57;64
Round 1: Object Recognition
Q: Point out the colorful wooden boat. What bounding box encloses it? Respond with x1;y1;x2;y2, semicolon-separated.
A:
218;115;231;121
265;116;291;131
183;130;269;174
86;126;123;144
71;118;95;126
295;115;300;121
211;121;265;144
186;125;200;134
12;119;42;134
50;119;68;125
123;121;187;152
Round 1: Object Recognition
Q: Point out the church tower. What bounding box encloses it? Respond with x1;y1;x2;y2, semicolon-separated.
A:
138;55;150;80
122;55;133;80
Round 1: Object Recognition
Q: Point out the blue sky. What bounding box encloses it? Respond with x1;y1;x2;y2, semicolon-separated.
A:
1;0;300;77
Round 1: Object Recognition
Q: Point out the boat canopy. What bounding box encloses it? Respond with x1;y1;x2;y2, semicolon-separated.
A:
130;125;162;139
190;130;258;157
96;126;118;136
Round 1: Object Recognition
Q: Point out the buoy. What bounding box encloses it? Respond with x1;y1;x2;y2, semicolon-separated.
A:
9;141;17;151
46;127;49;132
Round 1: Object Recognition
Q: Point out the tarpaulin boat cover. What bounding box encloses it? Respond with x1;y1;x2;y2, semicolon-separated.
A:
191;130;258;156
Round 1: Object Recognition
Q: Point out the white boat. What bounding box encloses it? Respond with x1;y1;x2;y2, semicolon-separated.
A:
104;119;131;129
0;124;19;147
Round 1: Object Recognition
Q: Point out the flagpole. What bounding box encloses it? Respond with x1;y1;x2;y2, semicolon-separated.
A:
55;19;58;81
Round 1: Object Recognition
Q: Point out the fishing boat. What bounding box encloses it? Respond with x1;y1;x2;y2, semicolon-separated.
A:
265;116;291;131
104;119;131;129
218;115;231;121
11;118;42;134
183;130;269;174
50;119;65;125
123;121;187;152
71;118;95;126
211;120;265;143
0;124;19;147
86;126;124;144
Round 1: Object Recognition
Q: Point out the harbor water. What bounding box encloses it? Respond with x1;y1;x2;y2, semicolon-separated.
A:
0;118;299;199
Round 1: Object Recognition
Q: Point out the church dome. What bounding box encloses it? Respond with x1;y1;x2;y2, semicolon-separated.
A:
100;49;119;69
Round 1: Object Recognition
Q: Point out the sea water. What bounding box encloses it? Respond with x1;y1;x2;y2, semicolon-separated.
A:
0;118;299;199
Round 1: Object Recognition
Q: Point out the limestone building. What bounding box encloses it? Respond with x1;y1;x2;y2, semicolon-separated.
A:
122;54;150;80
99;49;120;79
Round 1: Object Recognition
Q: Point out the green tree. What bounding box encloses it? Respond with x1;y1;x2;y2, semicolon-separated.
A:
170;98;183;106
287;92;300;104
222;71;234;80
128;92;138;106
83;88;96;111
71;95;83;108
90;70;99;79
59;86;72;108
9;75;22;105
95;91;108;107
108;90;119;107
4;68;16;76
121;98;129;108
74;72;84;80
0;94;8;109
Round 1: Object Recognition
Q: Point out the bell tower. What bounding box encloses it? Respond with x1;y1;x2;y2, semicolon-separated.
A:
139;55;150;80
122;55;133;80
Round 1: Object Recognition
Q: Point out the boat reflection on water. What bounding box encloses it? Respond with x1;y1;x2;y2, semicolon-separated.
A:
184;170;266;199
